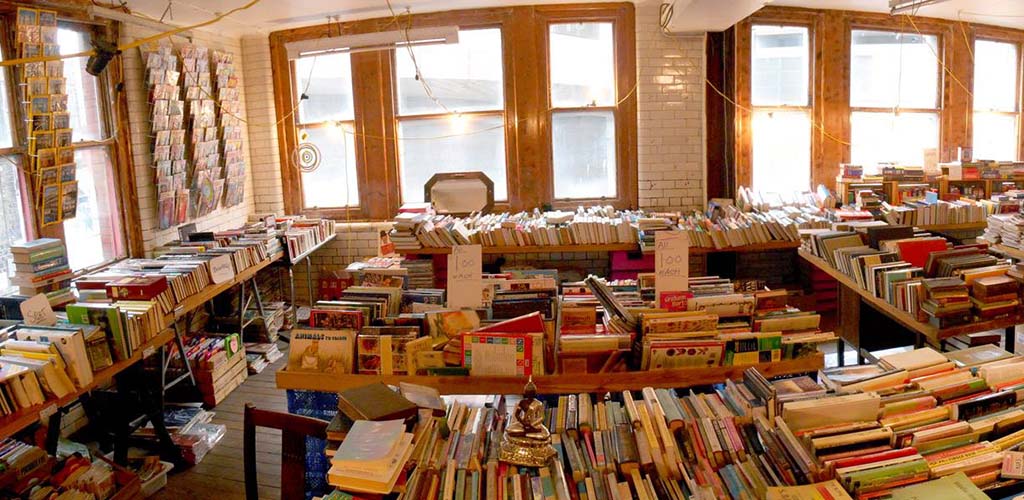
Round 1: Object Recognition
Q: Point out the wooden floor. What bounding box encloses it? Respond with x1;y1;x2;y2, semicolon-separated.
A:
154;346;290;500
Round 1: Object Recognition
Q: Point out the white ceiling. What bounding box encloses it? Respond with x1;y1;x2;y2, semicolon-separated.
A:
111;0;1024;36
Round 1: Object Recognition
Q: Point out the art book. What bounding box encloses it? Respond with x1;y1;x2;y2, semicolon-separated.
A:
288;328;355;374
462;332;533;377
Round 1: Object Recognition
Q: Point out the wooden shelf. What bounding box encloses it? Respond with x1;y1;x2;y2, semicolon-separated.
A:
992;244;1024;261
276;353;824;395
0;254;283;440
286;233;337;265
399;243;638;255
0;329;176;440
689;241;801;255
163;254;281;323
799;249;1021;343
917;222;986;232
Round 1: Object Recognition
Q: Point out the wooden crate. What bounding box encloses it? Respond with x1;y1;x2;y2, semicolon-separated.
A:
195;347;248;408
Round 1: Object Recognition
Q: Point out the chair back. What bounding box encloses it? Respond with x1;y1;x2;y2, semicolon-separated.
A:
244;402;328;500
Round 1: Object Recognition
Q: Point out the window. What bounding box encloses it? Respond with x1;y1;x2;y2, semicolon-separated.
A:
395;28;507;203
548;22;618;199
973;39;1019;161
850;30;940;170
0;29;24;291
749;25;811;193
294;53;359;208
57;25;124;270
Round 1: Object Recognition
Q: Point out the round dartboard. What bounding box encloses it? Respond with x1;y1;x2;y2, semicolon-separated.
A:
293;142;321;173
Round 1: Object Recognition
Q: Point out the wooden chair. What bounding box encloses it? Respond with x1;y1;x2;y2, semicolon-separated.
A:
244;403;329;500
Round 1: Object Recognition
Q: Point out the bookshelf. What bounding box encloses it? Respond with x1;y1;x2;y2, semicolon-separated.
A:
275;352;824;395
397;241;801;256
398;243;637;255
799;250;1020;353
280;233;336;310
0;329;176;442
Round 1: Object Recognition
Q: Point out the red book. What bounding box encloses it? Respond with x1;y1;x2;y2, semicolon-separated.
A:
896;238;950;268
476;311;545;333
105;275;168;300
828;447;918;471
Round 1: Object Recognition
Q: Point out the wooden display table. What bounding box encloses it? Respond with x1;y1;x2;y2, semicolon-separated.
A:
799;249;1020;358
276;352;824;395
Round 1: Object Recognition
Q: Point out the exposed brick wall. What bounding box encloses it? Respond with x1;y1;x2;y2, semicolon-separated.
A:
241;36;285;215
121;25;256;254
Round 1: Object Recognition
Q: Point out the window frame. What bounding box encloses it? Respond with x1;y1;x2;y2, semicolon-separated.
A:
971;34;1024;161
847;27;942;170
290;52;361;211
270;4;637;220
748;23;814;193
390;24;513;205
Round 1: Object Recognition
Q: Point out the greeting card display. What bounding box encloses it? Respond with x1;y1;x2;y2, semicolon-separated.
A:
17;6;76;227
145;44;188;229
213;50;246;208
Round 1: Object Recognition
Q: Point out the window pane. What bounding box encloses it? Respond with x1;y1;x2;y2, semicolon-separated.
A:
850;112;939;171
295;53;355;123
851;30;939;109
398;115;507;202
58;27;105;141
0;156;26;292
752;110;811;193
396;29;503;116
974;40;1018;112
552;111;616;199
751;25;809;106
0;50;12;148
549;23;615;108
973;113;1018;161
299;125;359;208
63;147;122;270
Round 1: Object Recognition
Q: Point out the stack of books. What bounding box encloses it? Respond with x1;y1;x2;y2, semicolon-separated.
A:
66;301;163;360
277;216;336;259
881;198;1001;227
243;342;283;374
920;278;972;327
971;276;1020;320
9;239;73;306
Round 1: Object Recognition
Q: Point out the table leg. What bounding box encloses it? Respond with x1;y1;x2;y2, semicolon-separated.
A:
306;257;314;306
1006;326;1017;354
838;284;862;353
836;338;845;367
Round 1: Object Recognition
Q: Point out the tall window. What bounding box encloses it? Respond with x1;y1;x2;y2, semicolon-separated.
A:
973;39;1019;161
294;53;358;208
549;22;618;199
850;30;940;171
395;28;507;203
0;26;25;291
58;25;124;270
750;25;811;193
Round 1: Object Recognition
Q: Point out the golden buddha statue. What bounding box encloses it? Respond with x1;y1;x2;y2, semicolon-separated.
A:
499;377;557;467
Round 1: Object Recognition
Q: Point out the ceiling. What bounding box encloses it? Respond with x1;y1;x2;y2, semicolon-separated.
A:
111;0;1024;36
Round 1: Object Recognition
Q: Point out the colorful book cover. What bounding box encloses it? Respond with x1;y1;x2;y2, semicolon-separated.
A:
288;328;355;374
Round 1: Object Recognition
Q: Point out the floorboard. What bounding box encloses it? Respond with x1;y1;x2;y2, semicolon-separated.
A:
153;341;294;500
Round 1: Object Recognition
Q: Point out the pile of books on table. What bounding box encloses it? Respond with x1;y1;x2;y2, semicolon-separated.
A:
9;238;74;307
320;344;1024;499
274;216;336;259
880;198;1000;227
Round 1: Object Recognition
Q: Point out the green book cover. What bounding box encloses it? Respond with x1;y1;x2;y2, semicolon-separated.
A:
65;303;128;360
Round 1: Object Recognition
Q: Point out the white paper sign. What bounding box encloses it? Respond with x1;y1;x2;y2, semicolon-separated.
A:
20;293;56;326
208;254;236;284
655;231;689;300
447;245;483;309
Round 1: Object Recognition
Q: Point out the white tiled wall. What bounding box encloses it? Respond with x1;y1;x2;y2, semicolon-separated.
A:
121;25;256;254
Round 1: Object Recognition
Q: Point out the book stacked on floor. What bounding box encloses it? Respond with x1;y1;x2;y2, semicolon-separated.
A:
244;342;282;374
8;239;74;307
0;437;143;499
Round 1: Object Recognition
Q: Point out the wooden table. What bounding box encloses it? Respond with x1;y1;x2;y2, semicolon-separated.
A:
276;353;824;395
799;249;1021;360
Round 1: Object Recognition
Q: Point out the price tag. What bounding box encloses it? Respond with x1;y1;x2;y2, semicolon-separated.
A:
447;245;483;309
655;231;689;303
39;404;57;421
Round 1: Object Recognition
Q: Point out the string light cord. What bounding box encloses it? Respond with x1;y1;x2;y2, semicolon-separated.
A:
904;14;973;98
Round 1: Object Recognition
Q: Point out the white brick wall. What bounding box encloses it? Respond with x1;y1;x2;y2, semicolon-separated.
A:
635;2;706;211
121;25;256;254
241;36;285;215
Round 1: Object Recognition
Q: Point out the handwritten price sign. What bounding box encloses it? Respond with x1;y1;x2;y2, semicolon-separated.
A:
447;245;483;309
655;231;689;302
